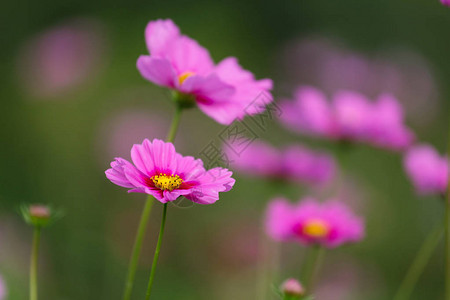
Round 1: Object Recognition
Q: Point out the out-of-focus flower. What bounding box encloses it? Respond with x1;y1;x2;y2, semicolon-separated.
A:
442;0;450;7
265;197;364;248
137;19;273;125
105;139;235;204
20;204;61;227
279;86;414;150
281;278;305;298
0;275;6;300
17;18;107;99
279;37;439;128
224;140;335;185
404;144;448;196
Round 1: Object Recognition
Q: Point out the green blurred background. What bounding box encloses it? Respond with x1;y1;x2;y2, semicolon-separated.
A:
1;0;449;299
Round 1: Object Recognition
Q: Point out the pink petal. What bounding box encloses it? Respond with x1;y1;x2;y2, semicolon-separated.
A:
105;158;136;188
145;19;180;56
137;56;177;88
165;35;215;75
186;167;235;204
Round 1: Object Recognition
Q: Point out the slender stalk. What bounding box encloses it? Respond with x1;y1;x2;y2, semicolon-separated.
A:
145;203;168;300
393;220;444;300
166;106;182;143
122;107;183;300
30;226;41;300
446;125;450;300
446;186;450;300
301;246;325;293
122;196;154;300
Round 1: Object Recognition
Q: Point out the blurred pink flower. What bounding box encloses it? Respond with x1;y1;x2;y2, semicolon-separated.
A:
106;139;235;204
279;37;439;127
279;86;414;150
265;197;364;248
281;278;305;297
404;144;448;196
137;19;273;125
0;275;6;300
17;18;107;98
442;0;450;6
224;140;335;185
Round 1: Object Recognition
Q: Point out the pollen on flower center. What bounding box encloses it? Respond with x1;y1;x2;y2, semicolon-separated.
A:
151;173;183;191
178;72;195;85
303;219;330;238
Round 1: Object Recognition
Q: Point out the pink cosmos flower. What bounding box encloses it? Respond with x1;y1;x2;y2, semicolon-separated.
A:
404;144;448;196
279;86;414;150
265;197;364;248
17;18;106;99
442;0;450;6
105;139;235;204
137;19;273;125
279;37;439;128
224;140;335;185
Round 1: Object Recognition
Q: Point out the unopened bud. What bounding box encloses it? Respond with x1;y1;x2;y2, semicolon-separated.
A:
21;204;61;227
281;278;305;297
29;205;51;219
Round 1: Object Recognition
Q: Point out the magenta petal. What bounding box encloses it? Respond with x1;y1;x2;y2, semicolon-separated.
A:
181;74;235;103
173;154;205;181
165;35;214;75
215;57;274;116
123;164;148;188
145;19;180;56
137;56;177;88
404;144;449;195
105;158;136;188
265;198;296;241
131;142;154;175
186;167;235;204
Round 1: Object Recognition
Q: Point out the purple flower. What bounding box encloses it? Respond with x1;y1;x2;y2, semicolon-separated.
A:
442;0;450;6
404;144;448;196
106;139;235;204
265;198;364;248
137;19;273;125
279;37;440;128
279;86;414;150
224;140;335;185
17;18;106;99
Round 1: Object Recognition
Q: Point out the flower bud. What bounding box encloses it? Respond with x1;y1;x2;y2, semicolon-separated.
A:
281;278;305;298
21;204;61;227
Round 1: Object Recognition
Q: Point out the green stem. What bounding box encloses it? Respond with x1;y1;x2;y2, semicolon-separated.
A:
446;186;450;300
166;106;182;143
393;220;444;300
30;226;41;300
145;203;168;300
122;196;154;300
121;106;183;300
446;125;450;300
301;246;325;293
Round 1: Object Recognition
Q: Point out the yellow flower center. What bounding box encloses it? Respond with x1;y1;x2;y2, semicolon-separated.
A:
303;219;330;238
151;173;183;191
178;72;195;85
